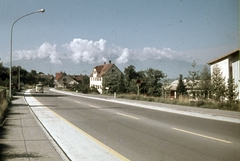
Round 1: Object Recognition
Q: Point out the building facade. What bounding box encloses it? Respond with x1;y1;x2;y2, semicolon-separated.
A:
90;60;123;94
208;49;240;100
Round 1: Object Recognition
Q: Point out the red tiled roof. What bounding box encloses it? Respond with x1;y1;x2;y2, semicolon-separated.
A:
55;72;64;80
99;64;113;76
90;63;114;77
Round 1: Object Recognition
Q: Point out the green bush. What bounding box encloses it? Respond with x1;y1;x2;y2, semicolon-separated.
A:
196;100;205;107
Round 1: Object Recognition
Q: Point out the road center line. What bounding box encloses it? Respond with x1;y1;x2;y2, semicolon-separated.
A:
172;127;232;144
89;105;99;109
117;113;139;120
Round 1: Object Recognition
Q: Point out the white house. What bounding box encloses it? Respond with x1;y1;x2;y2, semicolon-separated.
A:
208;49;240;100
89;60;123;94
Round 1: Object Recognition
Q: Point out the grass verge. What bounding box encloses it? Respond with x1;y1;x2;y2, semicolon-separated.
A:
116;94;240;112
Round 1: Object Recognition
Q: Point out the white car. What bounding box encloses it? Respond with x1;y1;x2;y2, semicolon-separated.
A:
35;84;44;93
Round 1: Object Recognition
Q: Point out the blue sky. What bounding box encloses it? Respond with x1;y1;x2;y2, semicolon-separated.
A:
0;0;239;78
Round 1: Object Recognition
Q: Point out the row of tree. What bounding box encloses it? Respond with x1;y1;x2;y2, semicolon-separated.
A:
0;63;54;89
172;62;238;103
1;61;238;103
102;62;239;103
102;65;165;96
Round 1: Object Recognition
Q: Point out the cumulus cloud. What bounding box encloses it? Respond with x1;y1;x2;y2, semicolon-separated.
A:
14;42;61;64
38;43;61;64
113;46;176;64
13;38;178;66
116;48;129;64
63;38;107;63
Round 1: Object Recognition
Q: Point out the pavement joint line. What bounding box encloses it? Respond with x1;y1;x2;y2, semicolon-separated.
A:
172;127;232;144
117;112;139;120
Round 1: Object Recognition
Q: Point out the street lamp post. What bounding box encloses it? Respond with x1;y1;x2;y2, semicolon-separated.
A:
9;9;45;98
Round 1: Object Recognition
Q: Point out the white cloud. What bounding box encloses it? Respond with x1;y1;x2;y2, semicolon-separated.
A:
13;38;178;66
63;38;107;63
14;49;36;60
113;46;176;64
38;43;61;64
13;42;61;64
116;48;129;64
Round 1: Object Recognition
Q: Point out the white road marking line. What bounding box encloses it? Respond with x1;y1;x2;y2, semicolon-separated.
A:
117;113;139;120
74;101;81;104
172;127;232;144
89;105;99;109
50;88;240;124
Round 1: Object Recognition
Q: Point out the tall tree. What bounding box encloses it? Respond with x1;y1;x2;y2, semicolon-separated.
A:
124;65;138;93
124;65;138;81
0;62;9;86
187;61;200;99
143;68;165;96
198;64;211;99
226;78;238;103
211;64;226;102
176;74;187;97
102;72;124;94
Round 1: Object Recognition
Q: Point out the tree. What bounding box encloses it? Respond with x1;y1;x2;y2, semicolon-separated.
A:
187;61;200;99
124;65;138;81
102;72;123;94
25;70;38;85
124;65;138;93
176;74;187;97
117;74;126;93
0;62;9;86
162;78;172;98
211;64;226;102
143;68;165;96
198;64;211;99
226;78;238;103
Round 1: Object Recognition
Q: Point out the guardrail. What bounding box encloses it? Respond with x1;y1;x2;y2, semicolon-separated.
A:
0;89;6;105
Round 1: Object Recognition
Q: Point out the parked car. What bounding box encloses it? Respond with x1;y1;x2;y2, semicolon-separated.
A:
35;84;44;93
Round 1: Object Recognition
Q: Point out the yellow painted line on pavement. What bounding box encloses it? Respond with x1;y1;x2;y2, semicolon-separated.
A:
89;105;99;109
172;128;232;144
117;113;139;120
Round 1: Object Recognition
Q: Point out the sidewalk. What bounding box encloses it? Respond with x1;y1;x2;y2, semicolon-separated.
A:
0;93;68;161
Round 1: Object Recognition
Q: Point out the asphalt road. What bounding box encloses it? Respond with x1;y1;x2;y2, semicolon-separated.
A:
28;88;240;161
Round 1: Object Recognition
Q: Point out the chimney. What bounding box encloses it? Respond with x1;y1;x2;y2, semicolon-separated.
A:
109;60;111;64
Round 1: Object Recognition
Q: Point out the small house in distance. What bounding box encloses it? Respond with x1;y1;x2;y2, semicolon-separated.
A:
54;72;79;89
90;60;123;94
